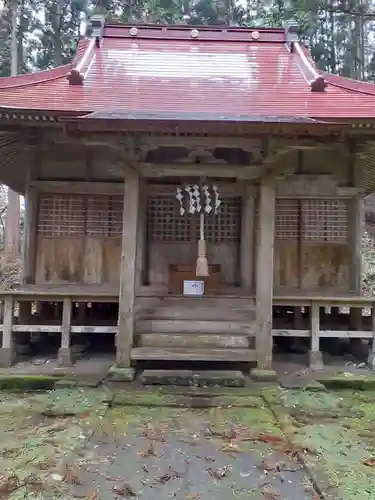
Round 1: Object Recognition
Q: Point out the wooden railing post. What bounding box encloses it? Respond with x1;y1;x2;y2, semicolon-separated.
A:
0;295;14;367
309;301;323;369
58;297;73;367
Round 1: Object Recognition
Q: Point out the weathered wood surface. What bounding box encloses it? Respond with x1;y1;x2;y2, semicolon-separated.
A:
136;319;256;335
255;182;275;369
117;168;139;367
130;346;257;361
138;333;251;349
35;235;121;285
140;297;255;322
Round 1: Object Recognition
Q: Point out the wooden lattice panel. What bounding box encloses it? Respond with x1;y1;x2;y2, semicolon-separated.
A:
147;196;241;243
86;195;123;237
38;195;85;237
202;197;241;243
302;199;349;242
147;196;192;242
275;199;299;241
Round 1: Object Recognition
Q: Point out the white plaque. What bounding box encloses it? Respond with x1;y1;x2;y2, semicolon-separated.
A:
183;280;204;296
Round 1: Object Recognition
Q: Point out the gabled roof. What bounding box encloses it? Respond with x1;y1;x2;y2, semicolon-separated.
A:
1;22;375;120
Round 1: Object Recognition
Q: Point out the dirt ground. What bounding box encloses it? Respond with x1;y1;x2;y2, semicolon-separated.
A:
0;385;374;499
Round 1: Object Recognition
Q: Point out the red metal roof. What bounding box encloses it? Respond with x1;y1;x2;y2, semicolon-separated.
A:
1;23;375;120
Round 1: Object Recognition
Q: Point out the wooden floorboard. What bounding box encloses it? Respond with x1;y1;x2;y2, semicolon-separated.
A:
131;347;257;362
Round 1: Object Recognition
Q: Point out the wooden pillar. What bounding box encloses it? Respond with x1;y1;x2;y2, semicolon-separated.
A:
309;301;323;369
0;296;14;367
135;179;146;290
116;168;140;367
240;184;254;292
21;184;38;285
255;182;275;369
58;297;73;366
349;195;363;294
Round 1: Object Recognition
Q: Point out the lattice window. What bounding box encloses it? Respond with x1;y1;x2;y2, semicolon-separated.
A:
202;197;241;243
38;195;85;237
86;195;123;237
275;199;299;241
301;199;349;242
147;196;192;242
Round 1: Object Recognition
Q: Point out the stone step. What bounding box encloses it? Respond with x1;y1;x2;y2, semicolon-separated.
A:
137;333;251;349
140;369;245;387
131;346;257;362
136;319;256;335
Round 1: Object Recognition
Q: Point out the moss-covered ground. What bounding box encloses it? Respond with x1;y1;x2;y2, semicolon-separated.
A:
263;385;375;500
2;382;375;499
0;387;316;500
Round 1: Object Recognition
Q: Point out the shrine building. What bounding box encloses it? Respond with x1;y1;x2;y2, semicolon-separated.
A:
1;17;375;371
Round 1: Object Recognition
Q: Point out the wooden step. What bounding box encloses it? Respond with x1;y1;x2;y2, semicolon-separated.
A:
131;347;257;362
136;319;256;335
138;333;251;349
143;308;255;321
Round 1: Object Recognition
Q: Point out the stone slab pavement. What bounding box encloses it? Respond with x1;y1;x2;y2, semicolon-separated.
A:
0;388;320;500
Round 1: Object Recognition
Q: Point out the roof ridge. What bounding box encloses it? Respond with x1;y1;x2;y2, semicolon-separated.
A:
322;72;375;96
67;38;97;85
290;42;327;92
0;64;71;90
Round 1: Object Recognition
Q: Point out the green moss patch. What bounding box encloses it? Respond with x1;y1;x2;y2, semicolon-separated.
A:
111;389;179;407
0;375;61;392
264;387;375;500
317;373;375;391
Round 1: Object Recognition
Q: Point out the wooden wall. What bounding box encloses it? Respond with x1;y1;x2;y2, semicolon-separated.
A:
35;193;122;285
273;198;350;292
146;192;242;286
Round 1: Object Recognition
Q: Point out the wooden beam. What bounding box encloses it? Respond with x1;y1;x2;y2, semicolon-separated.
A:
139;163;261;179
117;167;140;367
146;182;244;197
30;180;124;194
255;181;275;369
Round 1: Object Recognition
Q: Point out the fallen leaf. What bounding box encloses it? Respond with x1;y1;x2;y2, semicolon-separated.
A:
0;475;20;495
220;441;242;453
86;491;98;500
138;441;156;457
363;458;375;467
257;434;284;444
112;482;137;497
156;471;180;484
62;464;83;485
